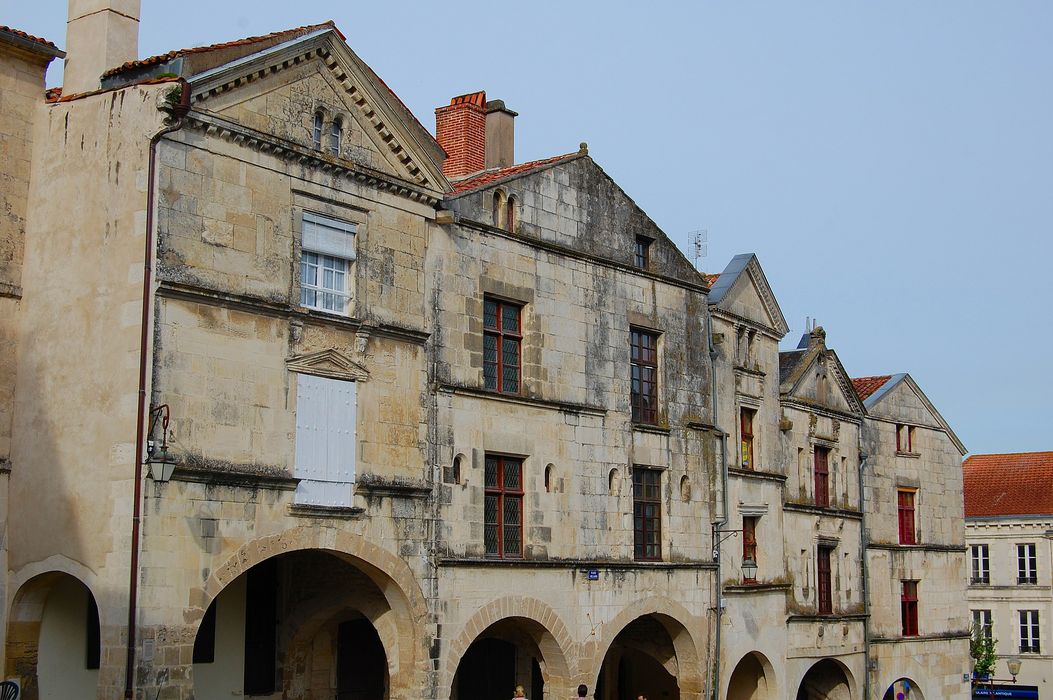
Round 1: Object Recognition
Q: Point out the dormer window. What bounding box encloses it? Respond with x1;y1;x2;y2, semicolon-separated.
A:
329;117;343;156
634;236;652;269
312;111;324;151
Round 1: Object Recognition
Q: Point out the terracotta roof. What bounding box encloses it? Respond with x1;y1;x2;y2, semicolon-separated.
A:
450;152;581;194
851;375;893;401
101;21;340;78
964;452;1053;517
45;87;62;102
703;273;720;288
0;25;60;50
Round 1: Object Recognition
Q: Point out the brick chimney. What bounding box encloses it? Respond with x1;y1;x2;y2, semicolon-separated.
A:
436;91;487;179
65;0;141;94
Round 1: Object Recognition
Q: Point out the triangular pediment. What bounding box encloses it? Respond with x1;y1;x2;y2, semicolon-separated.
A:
781;344;865;417
864;374;966;454
446;156;706;287
187;27;448;192
287;349;369;382
709;254;789;337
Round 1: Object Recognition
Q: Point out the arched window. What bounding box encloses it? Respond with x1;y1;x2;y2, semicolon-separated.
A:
492;191;504;228
544;464;554;493
505;195;517;232
329;116;342;156
312;111;324;150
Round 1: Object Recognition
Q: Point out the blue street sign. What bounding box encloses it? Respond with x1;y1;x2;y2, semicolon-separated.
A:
587;569;599;581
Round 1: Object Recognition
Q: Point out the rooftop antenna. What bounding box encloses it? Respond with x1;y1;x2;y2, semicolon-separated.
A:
690;229;708;270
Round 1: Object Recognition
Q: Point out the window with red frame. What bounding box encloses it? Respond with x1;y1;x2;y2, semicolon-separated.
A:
817;546;833;614
742;517;758;581
814;447;830;507
740;408;756;470
633;467;662;561
901;581;919;636
898;489;917;544
484;298;521;394
484;455;523;558
630;328;659;425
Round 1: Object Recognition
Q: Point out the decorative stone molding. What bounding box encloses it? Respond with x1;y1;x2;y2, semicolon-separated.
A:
287;348;370;382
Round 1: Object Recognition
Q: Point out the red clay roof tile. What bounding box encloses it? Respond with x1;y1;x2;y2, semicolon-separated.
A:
964;452;1053;517
0;25;60;49
703;273;721;288
851;375;893;401
450;152;581;194
101;21;339;78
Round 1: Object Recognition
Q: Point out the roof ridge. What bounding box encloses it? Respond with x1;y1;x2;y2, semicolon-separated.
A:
101;21;338;78
450;150;583;194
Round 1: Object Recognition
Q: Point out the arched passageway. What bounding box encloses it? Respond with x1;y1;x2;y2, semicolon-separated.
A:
451;617;559;700
6;572;101;700
882;677;925;700
727;652;775;700
796;659;853;700
596;614;689;700
192;549;405;700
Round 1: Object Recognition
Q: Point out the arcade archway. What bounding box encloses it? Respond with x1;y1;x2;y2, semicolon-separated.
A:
727;651;775;700
595;614;697;700
796;658;853;700
451;616;566;700
883;677;925;700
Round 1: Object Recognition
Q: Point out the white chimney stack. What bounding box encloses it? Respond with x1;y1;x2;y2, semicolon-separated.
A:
64;0;140;94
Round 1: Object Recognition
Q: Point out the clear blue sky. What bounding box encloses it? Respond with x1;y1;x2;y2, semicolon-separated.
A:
9;2;1052;455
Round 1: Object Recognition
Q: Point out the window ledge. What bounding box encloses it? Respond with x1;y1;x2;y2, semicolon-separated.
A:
786;613;868;623
783;502;863;520
870;630;971;644
632;423;671;436
724;582;792;594
355;476;431;499
438;557;718;570
867;542;968;553
437;383;606;416
729;467;787;483
288;503;365;519
733;365;766;378
896;451;921;459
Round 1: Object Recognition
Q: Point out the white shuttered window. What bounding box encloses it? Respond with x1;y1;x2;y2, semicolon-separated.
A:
294;373;356;506
300;212;356;315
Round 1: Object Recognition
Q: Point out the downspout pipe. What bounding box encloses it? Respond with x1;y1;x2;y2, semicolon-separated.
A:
858;433;872;700
707;307;728;700
125;79;190;700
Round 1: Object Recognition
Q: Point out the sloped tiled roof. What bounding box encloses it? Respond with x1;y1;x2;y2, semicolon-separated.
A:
450;151;582;194
0;25;65;57
778;350;806;385
851;375;893;401
703;273;721;288
0;25;59;49
101;21;339;78
964;452;1053;517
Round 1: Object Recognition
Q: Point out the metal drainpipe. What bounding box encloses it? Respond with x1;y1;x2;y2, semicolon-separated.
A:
858;431;872;700
707;308;728;700
125;79;190;700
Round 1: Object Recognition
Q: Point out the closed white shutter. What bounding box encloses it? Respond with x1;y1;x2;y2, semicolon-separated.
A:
294;374;356;507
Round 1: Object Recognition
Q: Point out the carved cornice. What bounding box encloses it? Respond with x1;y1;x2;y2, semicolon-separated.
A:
783;502;863;520
182;112;443;207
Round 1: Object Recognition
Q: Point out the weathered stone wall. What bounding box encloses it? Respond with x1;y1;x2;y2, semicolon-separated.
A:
8;82;173;698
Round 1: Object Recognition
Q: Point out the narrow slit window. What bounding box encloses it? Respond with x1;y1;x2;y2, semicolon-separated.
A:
329;116;342;156
312;111;324;150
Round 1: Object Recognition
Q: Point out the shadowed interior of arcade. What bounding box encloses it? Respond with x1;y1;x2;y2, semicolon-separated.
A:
596;615;683;700
452;618;552;700
796;659;852;700
192;549;406;700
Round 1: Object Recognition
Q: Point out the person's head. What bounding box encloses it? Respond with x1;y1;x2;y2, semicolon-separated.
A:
577;684;588;697
515;686;526;698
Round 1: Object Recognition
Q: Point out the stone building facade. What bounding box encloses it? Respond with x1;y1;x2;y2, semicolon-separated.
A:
0;4;971;699
965;452;1053;698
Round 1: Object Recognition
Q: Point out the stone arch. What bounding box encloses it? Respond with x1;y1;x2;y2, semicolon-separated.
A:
443;596;575;699
191;526;429;694
586;597;704;698
795;657;856;700
726;650;777;700
881;676;925;700
6;565;102;700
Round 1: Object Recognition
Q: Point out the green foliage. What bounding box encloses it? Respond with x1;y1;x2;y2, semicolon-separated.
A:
971;627;997;677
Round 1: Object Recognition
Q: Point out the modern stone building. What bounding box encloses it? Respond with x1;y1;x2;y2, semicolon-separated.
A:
0;3;971;699
965;452;1053;699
